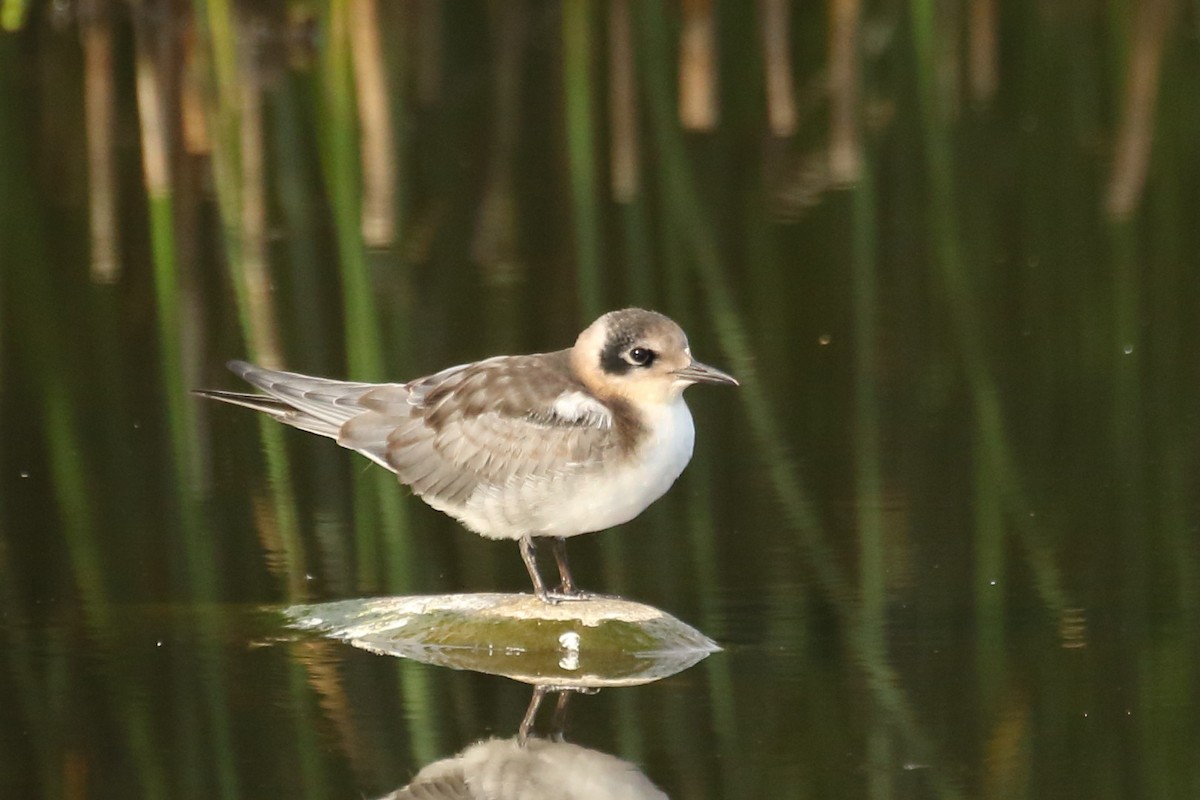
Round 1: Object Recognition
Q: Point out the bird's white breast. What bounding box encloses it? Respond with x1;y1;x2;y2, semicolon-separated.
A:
456;397;695;539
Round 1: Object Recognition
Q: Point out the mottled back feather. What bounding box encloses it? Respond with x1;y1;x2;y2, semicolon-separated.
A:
338;350;642;509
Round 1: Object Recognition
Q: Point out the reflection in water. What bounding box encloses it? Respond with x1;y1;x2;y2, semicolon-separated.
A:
517;684;581;742
288;594;699;798
382;736;667;800
381;688;667;800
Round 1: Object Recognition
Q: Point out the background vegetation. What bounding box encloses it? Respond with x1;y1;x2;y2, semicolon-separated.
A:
1;0;1198;797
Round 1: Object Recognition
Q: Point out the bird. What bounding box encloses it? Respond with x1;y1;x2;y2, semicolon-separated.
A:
381;735;667;800
195;308;737;601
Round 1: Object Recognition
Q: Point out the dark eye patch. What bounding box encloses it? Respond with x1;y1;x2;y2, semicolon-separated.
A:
599;334;635;375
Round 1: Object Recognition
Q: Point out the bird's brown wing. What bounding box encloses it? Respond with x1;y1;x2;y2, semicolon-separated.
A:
338;351;635;508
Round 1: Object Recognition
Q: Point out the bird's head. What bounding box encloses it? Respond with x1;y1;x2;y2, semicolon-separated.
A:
571;308;738;405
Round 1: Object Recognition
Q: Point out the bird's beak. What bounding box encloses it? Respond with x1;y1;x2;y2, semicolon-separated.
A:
673;359;739;386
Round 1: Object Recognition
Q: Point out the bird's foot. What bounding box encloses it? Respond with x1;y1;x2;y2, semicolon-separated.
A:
535;587;595;604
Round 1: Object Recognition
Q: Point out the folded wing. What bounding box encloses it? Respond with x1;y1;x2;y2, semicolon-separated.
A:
341;352;625;508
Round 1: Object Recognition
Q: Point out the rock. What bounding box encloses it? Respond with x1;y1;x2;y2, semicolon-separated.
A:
285;593;719;687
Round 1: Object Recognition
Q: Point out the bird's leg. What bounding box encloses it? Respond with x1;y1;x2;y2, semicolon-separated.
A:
551;537;577;594
550;537;592;599
519;536;551;602
518;684;549;745
549;689;573;742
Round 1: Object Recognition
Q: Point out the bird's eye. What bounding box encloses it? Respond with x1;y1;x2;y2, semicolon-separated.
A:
627;347;655;366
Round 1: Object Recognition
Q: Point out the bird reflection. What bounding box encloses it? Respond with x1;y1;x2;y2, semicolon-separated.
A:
379;687;667;800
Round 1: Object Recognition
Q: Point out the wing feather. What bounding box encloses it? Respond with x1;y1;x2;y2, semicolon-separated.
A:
210;353;640;517
381;352;630;509
228;360;398;431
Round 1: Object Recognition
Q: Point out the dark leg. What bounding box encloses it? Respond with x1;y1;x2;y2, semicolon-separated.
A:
549;689;573;742
550;537;579;595
518;684;548;745
519;536;551;602
549;537;594;600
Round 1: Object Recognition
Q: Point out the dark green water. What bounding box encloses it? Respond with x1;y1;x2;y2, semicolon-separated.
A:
2;2;1199;798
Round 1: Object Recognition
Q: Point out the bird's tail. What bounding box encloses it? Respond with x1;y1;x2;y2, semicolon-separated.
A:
192;387;344;438
193;360;380;439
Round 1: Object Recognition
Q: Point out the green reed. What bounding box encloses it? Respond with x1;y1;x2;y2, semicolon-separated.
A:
43;390;171;799
625;15;745;796
0;48;168;795
562;0;640;604
635;0;845;606
1144;86;1199;620
182;7;328;793
0;539;58;796
563;0;604;319
850;158;896;800
317;0;439;766
133;12;253;792
673;255;744;800
269;75;359;594
0;0;27;31
318;0;413;593
190;1;312;596
637;2;977;795
910;0;1073;625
